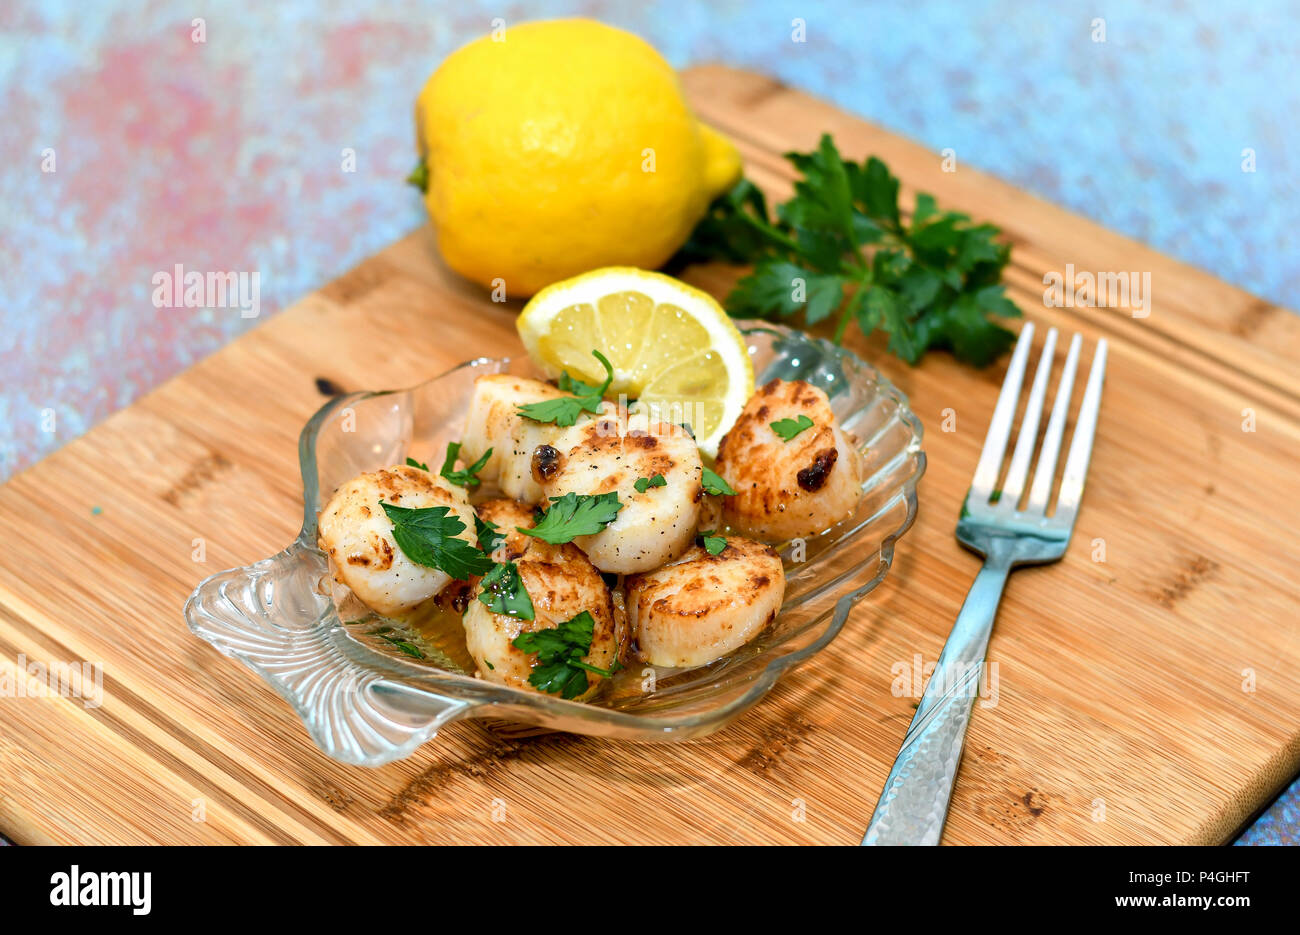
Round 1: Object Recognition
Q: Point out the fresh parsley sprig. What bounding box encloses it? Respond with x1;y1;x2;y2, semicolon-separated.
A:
439;441;491;488
477;561;535;620
517;350;615;426
698;531;728;556
519;492;623;544
380;503;495;579
371;627;426;659
475;515;505;555
674;134;1019;367
633;473;667;493
770;414;814;441
512;610;619;699
405;456;429;471
556;370;602;396
701;467;736;497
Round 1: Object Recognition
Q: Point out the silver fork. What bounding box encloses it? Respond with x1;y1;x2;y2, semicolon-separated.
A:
861;323;1107;846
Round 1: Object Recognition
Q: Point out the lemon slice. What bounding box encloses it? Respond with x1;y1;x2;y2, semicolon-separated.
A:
516;268;754;458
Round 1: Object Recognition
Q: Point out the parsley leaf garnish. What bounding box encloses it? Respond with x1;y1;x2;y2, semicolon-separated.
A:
405;456;429;471
477;562;535;620
512;610;618;699
699;531;728;556
380;502;495;579
673;134;1019;367
770;414;814;441
518;492;623;544
475;515;504;555
633;473;667;494
516;391;602;427
557;370;603;397
439;441;491;488
375;630;425;659
701;467;736;496
517;350;615;426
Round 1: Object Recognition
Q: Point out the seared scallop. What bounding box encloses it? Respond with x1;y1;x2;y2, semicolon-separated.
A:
460;374;570;504
626;536;785;668
462;498;622;699
542;409;703;573
317;464;477;617
714;378;863;541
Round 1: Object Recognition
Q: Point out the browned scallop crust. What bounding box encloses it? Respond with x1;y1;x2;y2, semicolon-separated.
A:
541;413;703;573
371;464;444;502
714;378;863;541
518;551;616;642
547;416;688;495
474;498;536;561
460;374;570;504
626;537;785;668
462;501;621;699
317;464;475;617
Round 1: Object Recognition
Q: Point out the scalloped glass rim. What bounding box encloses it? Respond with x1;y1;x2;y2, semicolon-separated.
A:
185;323;925;766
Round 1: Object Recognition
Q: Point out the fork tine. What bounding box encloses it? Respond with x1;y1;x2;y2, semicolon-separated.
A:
1054;338;1108;521
970;322;1034;500
1025;333;1082;512
999;328;1057;505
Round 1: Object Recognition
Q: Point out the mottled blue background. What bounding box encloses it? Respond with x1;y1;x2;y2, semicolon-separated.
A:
0;0;1294;844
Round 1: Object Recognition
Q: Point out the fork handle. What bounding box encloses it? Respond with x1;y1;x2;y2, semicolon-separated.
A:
861;552;1012;845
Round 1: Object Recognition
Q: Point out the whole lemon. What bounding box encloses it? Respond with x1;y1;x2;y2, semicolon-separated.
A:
414;19;742;296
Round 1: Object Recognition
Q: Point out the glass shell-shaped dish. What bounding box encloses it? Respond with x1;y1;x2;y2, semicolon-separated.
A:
185;324;925;766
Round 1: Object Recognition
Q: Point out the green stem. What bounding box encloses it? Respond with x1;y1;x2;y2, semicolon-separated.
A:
572;659;618;678
735;209;803;254
406;158;428;193
833;282;870;345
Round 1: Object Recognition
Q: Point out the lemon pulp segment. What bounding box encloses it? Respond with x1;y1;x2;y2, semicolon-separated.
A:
518;268;753;457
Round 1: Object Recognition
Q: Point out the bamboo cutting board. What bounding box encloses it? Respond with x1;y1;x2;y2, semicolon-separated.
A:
1;66;1297;845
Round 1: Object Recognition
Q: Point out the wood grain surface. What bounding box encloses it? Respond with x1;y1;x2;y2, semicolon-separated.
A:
0;66;1296;845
